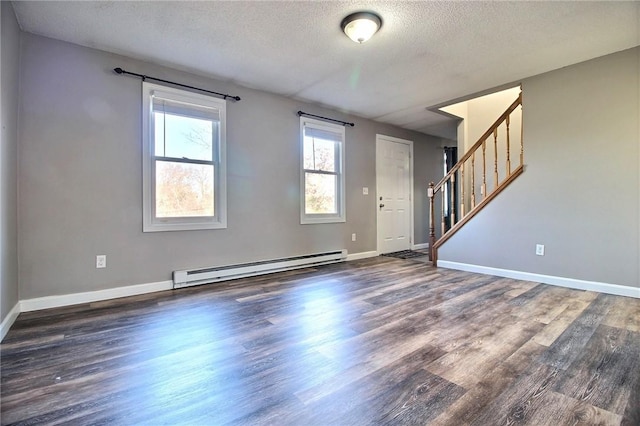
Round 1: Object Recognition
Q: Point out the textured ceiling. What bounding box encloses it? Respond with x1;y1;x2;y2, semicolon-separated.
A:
11;1;640;139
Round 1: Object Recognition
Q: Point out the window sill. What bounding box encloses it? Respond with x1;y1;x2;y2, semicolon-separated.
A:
143;219;227;232
300;216;346;225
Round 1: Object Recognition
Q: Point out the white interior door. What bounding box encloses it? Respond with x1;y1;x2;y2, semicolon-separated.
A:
376;135;413;254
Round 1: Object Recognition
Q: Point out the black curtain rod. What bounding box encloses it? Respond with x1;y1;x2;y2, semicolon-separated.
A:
298;111;354;127
113;67;241;101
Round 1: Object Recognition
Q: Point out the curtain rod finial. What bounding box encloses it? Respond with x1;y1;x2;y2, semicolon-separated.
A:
114;67;124;74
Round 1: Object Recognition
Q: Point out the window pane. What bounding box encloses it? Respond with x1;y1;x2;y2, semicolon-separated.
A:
303;136;337;172
156;161;214;217
154;112;214;162
305;172;337;214
303;136;315;170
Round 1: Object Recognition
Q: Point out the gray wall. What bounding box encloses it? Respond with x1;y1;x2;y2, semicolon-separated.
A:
414;135;450;243
18;34;443;300
439;47;640;289
1;2;20;325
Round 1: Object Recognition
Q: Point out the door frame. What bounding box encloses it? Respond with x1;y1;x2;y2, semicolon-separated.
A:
375;134;414;254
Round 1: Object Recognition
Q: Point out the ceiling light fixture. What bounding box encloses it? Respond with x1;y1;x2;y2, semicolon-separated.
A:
341;12;382;44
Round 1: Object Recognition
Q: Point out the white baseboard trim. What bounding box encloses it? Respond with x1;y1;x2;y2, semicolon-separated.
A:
6;252;379;329
346;251;379;261
20;280;173;312
411;243;429;250
1;302;21;342
437;260;640;299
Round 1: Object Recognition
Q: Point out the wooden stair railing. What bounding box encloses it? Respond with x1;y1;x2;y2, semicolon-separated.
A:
428;93;523;265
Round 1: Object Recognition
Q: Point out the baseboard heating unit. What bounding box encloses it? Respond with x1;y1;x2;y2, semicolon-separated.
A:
172;249;348;289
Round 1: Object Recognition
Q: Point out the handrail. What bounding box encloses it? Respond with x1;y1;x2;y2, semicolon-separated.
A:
428;93;523;264
433;164;524;252
432;93;522;192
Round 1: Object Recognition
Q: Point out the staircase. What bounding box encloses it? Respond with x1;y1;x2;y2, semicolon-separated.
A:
428;93;523;264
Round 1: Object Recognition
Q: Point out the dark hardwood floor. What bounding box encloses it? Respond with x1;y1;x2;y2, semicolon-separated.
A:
1;256;639;425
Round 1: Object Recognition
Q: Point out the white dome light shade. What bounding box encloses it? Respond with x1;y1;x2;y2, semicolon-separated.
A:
341;12;382;44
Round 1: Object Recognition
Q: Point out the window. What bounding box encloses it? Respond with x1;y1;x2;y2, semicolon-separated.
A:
300;117;345;224
142;82;226;232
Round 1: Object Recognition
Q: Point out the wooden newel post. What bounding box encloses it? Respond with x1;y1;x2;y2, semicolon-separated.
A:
428;182;436;262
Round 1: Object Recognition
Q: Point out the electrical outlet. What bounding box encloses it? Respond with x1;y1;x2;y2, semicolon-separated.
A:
362;187;369;195
535;244;545;256
352;233;357;242
96;255;107;268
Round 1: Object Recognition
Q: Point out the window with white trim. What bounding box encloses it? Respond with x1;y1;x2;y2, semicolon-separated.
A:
142;82;226;232
300;117;345;224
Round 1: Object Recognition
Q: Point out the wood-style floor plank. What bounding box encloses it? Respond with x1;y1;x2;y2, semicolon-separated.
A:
428;339;548;426
1;256;639;425
303;346;463;425
537;293;616;370
468;362;563;425
551;325;640;415
424;316;545;388
531;292;598;347
602;296;640;332
526;391;622;426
